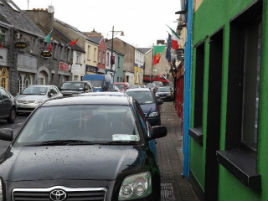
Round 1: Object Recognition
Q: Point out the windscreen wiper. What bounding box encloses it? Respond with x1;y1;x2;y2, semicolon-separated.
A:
25;140;99;146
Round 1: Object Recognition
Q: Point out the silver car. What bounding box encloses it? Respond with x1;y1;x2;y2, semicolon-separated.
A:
16;85;62;113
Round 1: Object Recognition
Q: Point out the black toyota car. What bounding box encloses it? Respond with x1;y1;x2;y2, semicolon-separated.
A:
0;94;167;201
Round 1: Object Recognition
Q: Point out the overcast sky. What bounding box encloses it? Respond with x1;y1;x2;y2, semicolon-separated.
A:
13;0;181;48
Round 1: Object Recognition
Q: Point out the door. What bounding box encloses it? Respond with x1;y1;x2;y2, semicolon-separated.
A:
205;30;223;201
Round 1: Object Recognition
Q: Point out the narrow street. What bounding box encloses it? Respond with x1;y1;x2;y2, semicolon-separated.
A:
0;102;199;201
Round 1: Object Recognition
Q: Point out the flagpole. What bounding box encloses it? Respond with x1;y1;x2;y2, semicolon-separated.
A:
151;43;154;83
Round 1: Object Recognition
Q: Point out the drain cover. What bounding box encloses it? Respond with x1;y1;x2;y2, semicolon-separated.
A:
161;183;176;201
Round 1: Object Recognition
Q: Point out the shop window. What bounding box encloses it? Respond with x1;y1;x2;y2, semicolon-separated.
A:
216;1;262;190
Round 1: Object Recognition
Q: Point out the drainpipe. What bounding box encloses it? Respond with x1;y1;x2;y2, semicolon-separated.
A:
183;0;193;179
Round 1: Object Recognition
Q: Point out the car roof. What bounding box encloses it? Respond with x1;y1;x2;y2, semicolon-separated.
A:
28;85;54;87
81;92;124;96
126;88;151;92
64;81;89;83
42;94;132;107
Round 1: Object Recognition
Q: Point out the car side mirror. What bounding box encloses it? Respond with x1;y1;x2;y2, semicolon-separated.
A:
151;126;167;139
156;98;163;105
0;128;14;141
48;92;52;98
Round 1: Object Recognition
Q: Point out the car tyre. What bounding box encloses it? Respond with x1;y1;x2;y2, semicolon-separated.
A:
7;107;16;123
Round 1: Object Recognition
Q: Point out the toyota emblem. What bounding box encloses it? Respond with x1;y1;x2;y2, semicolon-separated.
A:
49;189;67;201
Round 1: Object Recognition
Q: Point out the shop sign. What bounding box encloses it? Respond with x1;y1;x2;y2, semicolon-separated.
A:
59;62;69;72
41;51;52;58
15;42;27;49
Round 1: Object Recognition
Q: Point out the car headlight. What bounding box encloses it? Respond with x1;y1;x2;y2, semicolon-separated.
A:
149;112;159;117
0;179;3;201
119;172;152;200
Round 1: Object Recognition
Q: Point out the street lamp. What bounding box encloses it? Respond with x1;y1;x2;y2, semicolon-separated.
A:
110;26;124;82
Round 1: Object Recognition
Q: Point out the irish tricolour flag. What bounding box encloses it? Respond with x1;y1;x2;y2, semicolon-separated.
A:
168;26;180;50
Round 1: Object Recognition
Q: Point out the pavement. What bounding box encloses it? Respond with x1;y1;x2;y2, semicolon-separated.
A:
158;102;199;201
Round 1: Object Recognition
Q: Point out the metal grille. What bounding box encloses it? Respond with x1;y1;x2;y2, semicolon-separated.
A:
17;100;35;104
13;186;106;201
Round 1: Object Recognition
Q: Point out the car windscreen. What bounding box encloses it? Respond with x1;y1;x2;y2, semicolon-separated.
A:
157;87;170;92
61;82;84;90
126;91;155;104
22;86;48;95
15;105;140;146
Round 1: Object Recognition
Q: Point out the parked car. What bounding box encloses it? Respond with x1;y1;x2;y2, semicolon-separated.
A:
15;85;62;113
146;82;157;93
0;94;167;201
155;87;173;101
126;88;163;126
152;81;163;88
60;81;93;97
113;82;130;92
0;87;16;123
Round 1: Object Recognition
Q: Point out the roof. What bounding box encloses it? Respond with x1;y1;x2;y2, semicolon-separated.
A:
137;48;151;54
0;0;44;37
86;36;103;44
52;27;84;53
43;94;132;106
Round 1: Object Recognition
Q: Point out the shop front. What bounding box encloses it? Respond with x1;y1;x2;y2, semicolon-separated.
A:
58;62;71;86
0;48;9;90
17;54;37;93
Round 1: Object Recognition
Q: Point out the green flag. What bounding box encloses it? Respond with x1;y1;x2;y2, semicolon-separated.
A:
45;31;52;43
153;46;165;65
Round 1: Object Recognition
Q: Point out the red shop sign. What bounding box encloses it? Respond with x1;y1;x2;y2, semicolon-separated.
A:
59;62;69;72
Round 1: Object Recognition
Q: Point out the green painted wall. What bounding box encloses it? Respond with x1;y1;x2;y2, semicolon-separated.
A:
190;0;268;200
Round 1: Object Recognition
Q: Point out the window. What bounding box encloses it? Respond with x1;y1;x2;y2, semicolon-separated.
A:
226;11;262;151
87;45;90;61
94;48;97;62
16;105;140;144
107;52;110;66
118;56;120;68
76;53;81;64
194;43;205;129
0;29;6;48
103;51;105;65
216;2;262;190
0;88;8;99
98;50;101;63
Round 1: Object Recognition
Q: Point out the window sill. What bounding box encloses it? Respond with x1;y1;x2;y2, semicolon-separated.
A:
189;128;203;145
216;148;261;191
